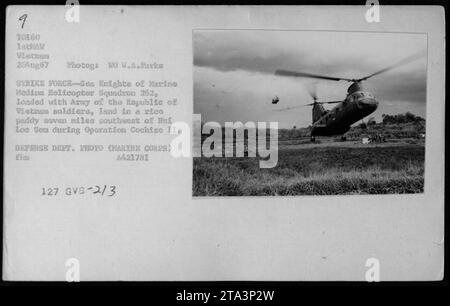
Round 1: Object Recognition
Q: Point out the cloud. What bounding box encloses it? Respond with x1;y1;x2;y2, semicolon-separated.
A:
194;30;426;76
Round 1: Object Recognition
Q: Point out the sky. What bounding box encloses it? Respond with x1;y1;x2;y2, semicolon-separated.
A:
193;30;427;129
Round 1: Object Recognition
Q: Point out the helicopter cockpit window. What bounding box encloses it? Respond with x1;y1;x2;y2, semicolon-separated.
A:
354;92;363;100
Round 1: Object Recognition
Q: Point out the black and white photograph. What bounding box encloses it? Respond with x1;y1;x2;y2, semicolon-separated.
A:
1;4;445;289
193;30;427;196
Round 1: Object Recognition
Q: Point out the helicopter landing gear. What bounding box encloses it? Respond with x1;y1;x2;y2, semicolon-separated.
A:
310;135;316;142
359;120;367;130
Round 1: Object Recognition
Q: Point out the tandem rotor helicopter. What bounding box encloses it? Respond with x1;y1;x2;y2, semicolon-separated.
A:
273;51;425;141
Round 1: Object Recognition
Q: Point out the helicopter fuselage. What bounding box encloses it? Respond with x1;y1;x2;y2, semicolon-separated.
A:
275;51;423;138
311;90;378;137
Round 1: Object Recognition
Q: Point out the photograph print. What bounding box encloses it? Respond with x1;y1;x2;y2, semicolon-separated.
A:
193;30;427;196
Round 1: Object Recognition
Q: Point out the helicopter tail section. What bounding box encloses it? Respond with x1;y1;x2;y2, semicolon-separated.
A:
312;103;327;123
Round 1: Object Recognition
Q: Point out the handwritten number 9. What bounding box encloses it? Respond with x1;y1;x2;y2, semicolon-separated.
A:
19;14;27;29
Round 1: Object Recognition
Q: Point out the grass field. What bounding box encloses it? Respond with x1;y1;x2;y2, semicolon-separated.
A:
193;143;425;196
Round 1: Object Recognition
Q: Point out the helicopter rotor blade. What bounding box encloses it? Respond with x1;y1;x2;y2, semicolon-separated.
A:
274;100;342;112
357;50;426;81
275;50;425;83
274;105;311;112
275;70;353;82
320;100;342;104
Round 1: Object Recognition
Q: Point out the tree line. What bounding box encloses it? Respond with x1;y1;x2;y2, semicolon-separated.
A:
381;112;425;124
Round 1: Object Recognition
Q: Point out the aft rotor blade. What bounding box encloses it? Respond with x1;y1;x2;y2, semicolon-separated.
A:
357;50;426;81
275;70;353;82
321;101;342;104
274;104;311;112
273;100;342;112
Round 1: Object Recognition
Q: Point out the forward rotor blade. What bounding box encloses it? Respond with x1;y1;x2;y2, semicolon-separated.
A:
275;70;353;82
357;50;426;81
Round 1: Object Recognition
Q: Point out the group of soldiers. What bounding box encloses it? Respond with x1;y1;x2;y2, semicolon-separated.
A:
368;134;386;143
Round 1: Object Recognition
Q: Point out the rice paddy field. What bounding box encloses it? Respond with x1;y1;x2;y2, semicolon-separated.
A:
193;140;425;196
